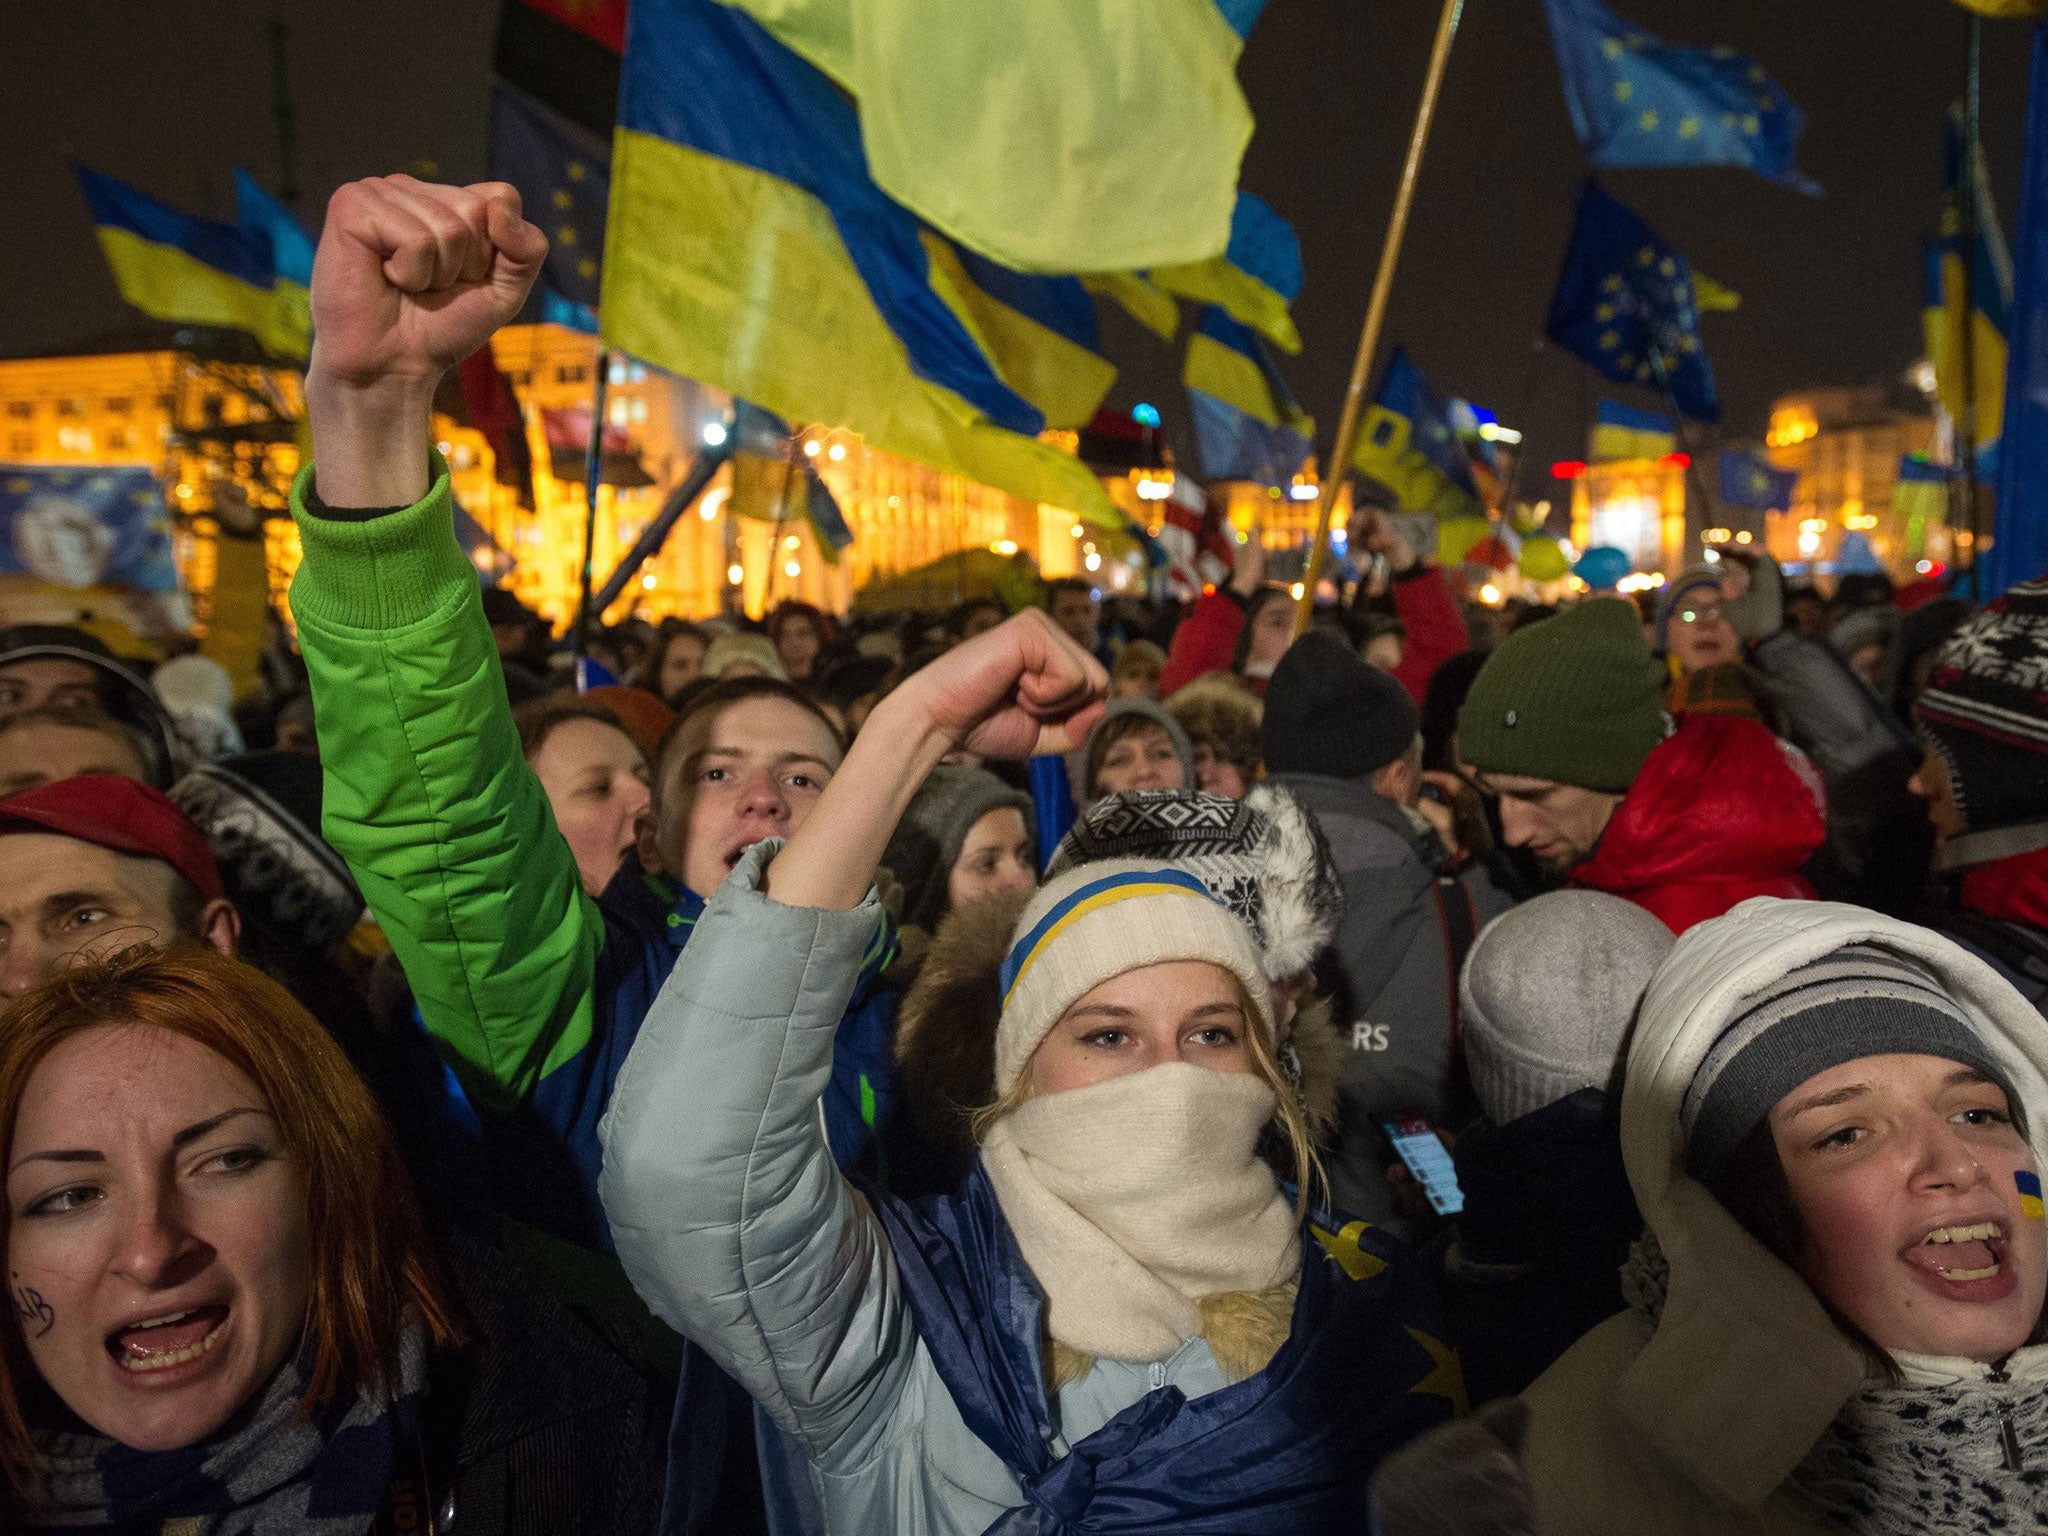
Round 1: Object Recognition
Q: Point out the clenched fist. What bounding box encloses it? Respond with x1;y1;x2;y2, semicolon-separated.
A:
305;176;547;507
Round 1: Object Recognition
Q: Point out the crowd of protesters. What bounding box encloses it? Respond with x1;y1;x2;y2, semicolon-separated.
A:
2;175;2047;1535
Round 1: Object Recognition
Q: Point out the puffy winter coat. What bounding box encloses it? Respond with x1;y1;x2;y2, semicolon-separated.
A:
599;846;1462;1536
1572;714;1825;934
1521;899;2048;1535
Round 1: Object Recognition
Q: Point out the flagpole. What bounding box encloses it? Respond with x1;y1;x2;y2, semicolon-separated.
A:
1959;12;1985;601
1293;0;1466;637
574;346;612;658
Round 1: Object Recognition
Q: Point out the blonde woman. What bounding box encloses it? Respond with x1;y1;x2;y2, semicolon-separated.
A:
600;611;1460;1535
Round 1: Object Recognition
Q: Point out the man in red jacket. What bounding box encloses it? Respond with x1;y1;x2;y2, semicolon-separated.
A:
1157;505;1466;704
1456;598;1825;934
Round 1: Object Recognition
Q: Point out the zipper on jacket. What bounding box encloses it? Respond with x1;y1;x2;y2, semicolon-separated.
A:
1987;1366;2025;1473
1148;1362;1166;1390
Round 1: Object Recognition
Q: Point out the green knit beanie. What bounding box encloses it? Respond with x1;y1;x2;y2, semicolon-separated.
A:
1457;598;1670;792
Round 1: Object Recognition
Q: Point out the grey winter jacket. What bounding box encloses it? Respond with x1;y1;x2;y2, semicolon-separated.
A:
1269;773;1514;1227
597;845;1237;1536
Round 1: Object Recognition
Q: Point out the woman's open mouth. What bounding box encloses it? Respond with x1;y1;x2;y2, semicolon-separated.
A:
106;1304;230;1375
1903;1221;2017;1298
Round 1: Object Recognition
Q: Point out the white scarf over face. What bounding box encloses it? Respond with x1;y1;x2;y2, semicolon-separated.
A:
979;1061;1301;1363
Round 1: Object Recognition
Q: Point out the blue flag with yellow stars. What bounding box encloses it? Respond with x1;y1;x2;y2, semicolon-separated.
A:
1543;0;1818;194
490;81;611;314
1717;449;1797;511
1547;182;1719;423
0;465;179;594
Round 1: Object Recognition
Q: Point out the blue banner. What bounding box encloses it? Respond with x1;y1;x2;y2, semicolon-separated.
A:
0;466;179;594
1992;27;2048;597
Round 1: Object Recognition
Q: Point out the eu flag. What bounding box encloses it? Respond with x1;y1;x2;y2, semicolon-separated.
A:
1717;449;1797;511
491;82;612;315
1351;348;1480;520
1547;182;1720;423
0;466;180;595
1543;0;1818;194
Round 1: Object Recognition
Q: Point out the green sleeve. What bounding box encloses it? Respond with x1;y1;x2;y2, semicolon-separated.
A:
286;459;601;1110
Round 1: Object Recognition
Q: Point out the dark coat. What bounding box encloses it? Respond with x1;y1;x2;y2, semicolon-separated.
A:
427;1238;671;1535
1437;1090;1641;1406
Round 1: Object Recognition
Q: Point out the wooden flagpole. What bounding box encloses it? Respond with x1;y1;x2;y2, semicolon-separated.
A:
1294;0;1467;637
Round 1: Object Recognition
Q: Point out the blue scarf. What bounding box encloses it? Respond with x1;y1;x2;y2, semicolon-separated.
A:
871;1164;1463;1535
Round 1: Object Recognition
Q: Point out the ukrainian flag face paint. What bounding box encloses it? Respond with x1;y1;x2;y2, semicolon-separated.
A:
2018;1169;2044;1222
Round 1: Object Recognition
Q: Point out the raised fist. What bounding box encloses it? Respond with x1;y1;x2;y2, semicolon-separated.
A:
308;175;547;391
901;610;1108;760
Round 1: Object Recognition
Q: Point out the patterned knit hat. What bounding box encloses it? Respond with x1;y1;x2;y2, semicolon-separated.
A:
170;753;364;951
1914;576;2048;863
1047;785;1342;981
1458;598;1672;792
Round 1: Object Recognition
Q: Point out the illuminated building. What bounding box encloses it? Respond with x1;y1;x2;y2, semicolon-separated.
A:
0;322;1128;653
1566;456;1689;583
1762;384;1939;577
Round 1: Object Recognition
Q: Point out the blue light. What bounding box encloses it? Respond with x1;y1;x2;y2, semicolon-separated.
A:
1132;402;1162;429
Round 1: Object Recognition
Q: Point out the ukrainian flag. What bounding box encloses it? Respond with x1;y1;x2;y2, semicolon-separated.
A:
721;0;1261;274
1351;348;1481;521
1893;455;1949;558
1152;191;1305;354
233;167;314;359
76;167;303;360
1590;399;1675;461
922;236;1118;430
601;0;1118;527
1183;306;1312;487
1925;105;2012;451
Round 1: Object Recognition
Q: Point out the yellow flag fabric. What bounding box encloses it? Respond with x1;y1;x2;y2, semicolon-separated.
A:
1925;246;2010;445
603;130;1121;526
91;228;306;360
1691;271;1742;313
1951;0;2048;16
1082;273;1182;342
722;0;1252;273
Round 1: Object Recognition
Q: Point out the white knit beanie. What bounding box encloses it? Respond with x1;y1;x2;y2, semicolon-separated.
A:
995;858;1273;1093
1459;890;1676;1125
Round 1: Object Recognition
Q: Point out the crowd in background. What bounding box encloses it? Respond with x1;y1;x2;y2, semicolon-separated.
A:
6;176;2048;1535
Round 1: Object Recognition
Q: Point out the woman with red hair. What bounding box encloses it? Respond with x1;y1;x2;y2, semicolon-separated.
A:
0;946;661;1533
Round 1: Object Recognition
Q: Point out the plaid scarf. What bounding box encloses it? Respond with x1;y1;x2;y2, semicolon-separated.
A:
20;1325;426;1534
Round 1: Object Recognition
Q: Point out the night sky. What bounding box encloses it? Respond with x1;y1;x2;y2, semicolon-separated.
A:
0;0;2034;487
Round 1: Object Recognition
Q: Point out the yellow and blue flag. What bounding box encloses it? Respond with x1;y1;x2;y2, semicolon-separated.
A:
77;167;306;360
727;401;856;560
1543;0;1818;194
1718;449;1797;511
1152;192;1305;354
1351;348;1481;520
1547;182;1719;423
722;0;1265;274
1926;104;2012;455
1183;306;1313;487
601;0;1118;527
1893;455;1948;560
921;236;1118;430
1590;399;1675;461
232;167;313;360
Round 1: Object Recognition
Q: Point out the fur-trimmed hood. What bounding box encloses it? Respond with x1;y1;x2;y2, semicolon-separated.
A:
894;889;1346;1196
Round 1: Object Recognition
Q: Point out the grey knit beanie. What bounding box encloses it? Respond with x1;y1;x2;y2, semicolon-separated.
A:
1459;890;1676;1125
1080;697;1195;802
880;764;1034;931
1682;942;2017;1190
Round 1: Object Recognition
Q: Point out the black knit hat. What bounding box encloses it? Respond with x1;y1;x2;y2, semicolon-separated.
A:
1914;575;2048;863
0;624;179;786
169;752;364;952
1262;629;1419;779
880;765;1033;932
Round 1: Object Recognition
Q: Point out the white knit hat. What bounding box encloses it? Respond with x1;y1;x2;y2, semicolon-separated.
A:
1459;890;1676;1125
995;858;1272;1093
